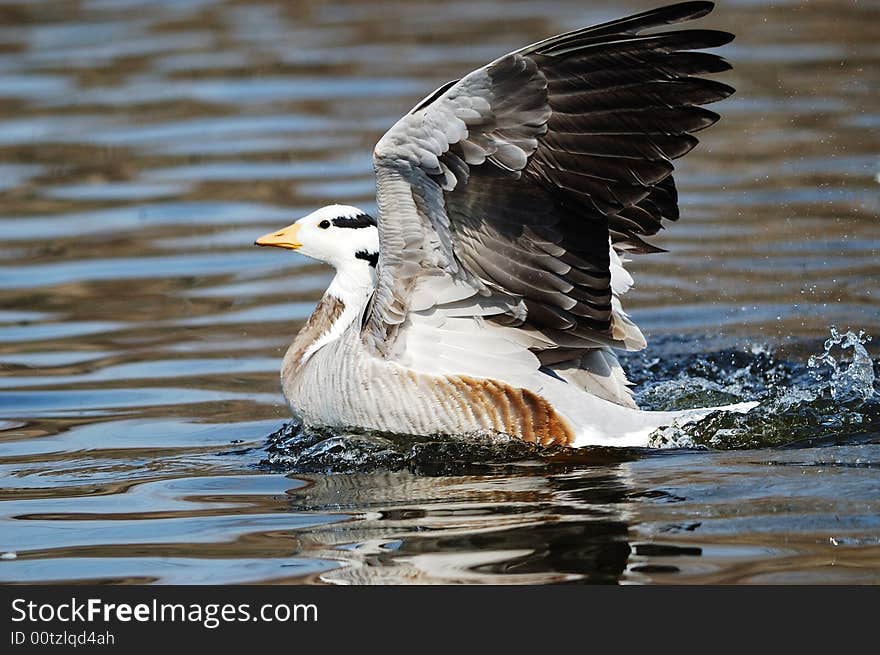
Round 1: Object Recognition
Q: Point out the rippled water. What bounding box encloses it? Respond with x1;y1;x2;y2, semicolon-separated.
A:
1;0;878;584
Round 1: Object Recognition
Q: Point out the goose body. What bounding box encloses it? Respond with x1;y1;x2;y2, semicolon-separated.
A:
256;2;755;448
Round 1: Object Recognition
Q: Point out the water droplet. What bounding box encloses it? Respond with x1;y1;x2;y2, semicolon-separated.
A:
808;326;875;401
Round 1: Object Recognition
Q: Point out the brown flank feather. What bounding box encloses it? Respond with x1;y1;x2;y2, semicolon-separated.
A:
282;295;346;377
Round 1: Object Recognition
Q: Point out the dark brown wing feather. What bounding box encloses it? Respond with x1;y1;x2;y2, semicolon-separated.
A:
435;3;733;338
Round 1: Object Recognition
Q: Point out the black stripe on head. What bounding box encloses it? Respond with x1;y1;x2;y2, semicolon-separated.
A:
355;250;379;268
332;213;376;229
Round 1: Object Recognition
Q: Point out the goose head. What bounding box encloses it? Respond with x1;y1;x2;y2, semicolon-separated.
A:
255;204;379;271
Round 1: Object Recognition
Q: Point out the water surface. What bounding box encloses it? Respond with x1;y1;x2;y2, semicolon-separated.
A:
1;0;878;584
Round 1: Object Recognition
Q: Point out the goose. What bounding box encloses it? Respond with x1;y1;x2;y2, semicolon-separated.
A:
255;1;755;448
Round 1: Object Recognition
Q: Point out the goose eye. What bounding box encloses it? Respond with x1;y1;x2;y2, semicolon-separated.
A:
318;220;331;229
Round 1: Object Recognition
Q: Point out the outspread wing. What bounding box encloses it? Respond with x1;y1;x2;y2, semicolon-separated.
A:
363;1;733;402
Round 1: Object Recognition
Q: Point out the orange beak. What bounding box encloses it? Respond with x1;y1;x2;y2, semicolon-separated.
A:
255;223;302;250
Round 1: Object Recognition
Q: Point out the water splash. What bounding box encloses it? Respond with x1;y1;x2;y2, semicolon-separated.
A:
260;420;636;475
807;326;875;401
646;328;878;450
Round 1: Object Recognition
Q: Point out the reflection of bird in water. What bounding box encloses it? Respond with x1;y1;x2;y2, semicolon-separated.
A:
256;2;754;447
289;468;636;584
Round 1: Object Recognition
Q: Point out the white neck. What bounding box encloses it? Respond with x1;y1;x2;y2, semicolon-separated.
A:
302;260;375;361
